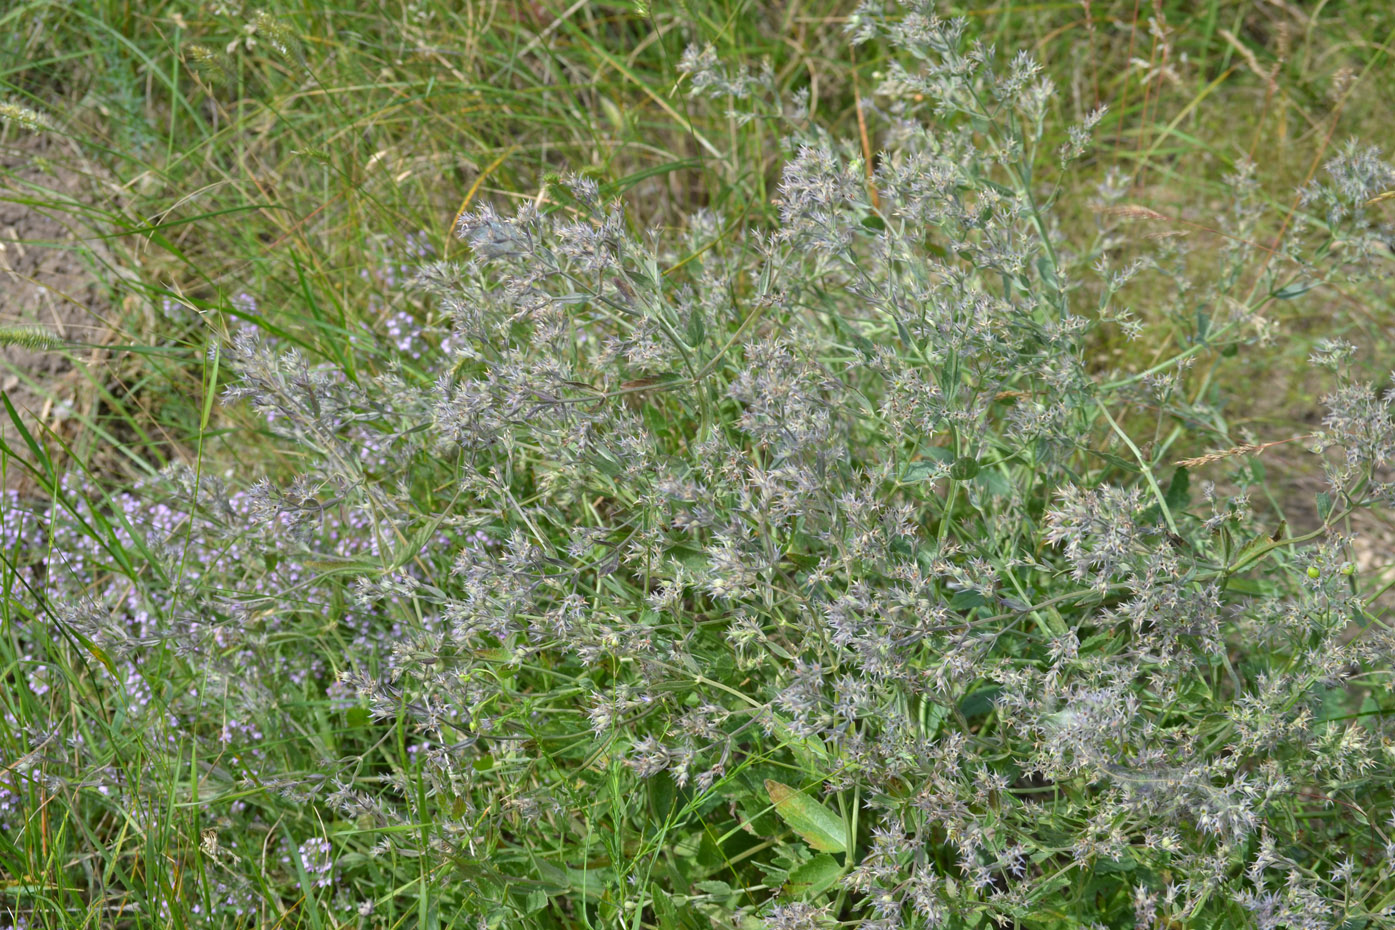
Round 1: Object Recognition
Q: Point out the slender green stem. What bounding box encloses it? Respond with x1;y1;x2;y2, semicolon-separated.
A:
1096;398;1179;536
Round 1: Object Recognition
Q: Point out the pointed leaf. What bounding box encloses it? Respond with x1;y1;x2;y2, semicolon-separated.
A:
764;780;846;854
1271;280;1321;300
1164;466;1190;513
784;854;843;898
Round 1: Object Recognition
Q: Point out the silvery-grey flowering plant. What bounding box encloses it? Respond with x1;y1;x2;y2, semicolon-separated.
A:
7;2;1395;928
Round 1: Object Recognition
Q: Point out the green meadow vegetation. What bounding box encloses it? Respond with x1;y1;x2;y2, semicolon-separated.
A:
3;1;1395;927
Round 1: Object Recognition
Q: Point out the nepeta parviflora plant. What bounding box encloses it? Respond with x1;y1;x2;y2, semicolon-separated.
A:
8;2;1395;928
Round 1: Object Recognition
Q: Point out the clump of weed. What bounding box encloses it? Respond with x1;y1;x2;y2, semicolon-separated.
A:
5;3;1395;929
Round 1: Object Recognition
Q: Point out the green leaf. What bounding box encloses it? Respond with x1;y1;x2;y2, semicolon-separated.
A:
974;467;1012;498
695;879;734;898
82;640;119;677
904;445;953;482
649;771;677;819
1317;492;1332;523
200;341;221;432
591;449;624;477
666;545;708;572
600;158;702;199
769;720;831;771
903;461;938;482
1271;280;1321;300
1082;446;1136;473
1094;855;1137;874
764;780;847;854
737;795;781;836
652;887;679;930
1;391;54;485
687;307;705;348
958;686;1001;721
921;701;951;739
949;456;980;480
1224;576;1273;597
1229;532;1274;571
785;854;843;898
390;506;457;571
949;589;987;610
1164;466;1190;513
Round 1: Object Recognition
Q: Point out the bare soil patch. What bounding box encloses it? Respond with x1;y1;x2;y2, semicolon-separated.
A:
0;130;122;490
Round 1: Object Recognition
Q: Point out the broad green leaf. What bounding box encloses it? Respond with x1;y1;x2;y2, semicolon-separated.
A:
903;461;938;482
651;887;679;930
785;854;843;897
958;686;1002;720
1164;466;1190;512
949;589;987;610
949;456;980;480
975;467;1012;498
764;780;846;854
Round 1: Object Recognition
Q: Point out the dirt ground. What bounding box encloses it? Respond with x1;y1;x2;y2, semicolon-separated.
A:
0;130;121;490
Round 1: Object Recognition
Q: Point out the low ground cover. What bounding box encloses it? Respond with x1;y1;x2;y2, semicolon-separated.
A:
3;2;1395;928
